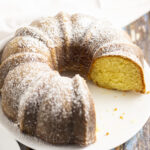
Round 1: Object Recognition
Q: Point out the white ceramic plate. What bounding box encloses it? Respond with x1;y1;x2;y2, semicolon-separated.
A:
0;61;150;150
0;125;20;150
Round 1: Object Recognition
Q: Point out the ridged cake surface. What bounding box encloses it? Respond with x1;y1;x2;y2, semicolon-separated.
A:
0;12;145;146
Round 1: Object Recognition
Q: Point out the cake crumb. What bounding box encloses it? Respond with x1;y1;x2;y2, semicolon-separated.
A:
114;108;118;111
96;126;99;132
122;112;125;115
146;91;150;94
120;116;124;119
122;93;126;96
105;132;109;136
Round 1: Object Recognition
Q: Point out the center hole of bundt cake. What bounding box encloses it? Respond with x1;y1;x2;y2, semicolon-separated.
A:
90;56;144;92
60;71;76;78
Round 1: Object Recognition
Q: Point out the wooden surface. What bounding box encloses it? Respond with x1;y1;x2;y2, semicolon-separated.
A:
19;12;150;150
114;12;150;150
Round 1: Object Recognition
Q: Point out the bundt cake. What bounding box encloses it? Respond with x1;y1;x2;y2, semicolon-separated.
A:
0;12;145;146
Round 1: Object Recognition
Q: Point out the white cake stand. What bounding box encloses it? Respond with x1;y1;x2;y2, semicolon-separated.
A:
0;125;20;150
0;60;150;150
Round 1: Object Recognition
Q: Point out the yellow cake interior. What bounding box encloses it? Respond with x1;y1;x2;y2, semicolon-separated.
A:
90;56;144;92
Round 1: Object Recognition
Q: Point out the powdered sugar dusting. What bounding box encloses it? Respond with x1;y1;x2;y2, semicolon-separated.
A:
17;36;50;53
71;14;95;45
15;26;54;49
1;62;51;121
73;75;90;118
37;75;73;122
0;52;49;89
35;75;75;143
0;12;144;145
